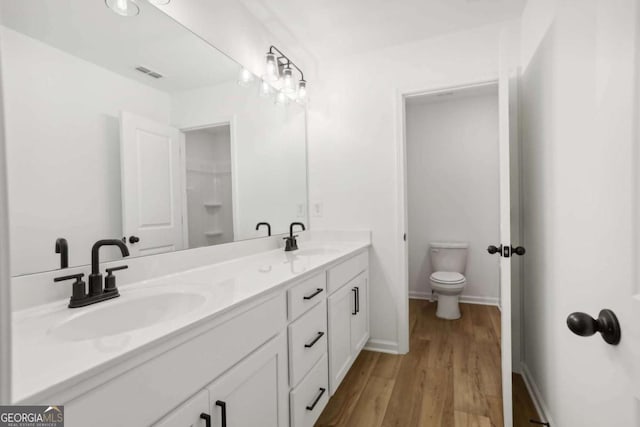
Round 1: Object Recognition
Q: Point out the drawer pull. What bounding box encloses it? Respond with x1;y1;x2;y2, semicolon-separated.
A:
303;288;324;300
215;400;227;427
306;387;327;411
199;413;211;427
355;286;360;313
304;331;325;348
352;288;358;315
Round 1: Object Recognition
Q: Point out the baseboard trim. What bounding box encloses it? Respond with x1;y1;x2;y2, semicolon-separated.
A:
521;362;555;426
409;291;499;307
364;339;399;355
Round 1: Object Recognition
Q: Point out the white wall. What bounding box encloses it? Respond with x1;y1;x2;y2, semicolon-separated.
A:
171;81;307;239
308;22;508;352
519;0;639;425
406;91;500;304
0;27;171;276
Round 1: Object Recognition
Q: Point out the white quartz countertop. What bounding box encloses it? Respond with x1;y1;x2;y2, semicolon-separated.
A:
12;239;370;403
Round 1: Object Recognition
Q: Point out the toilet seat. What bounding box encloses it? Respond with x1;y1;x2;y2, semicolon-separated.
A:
430;271;466;285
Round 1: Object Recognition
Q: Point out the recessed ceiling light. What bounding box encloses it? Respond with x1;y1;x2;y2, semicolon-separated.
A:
105;0;140;17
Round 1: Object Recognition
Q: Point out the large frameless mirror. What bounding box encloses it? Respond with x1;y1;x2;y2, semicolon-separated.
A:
0;0;308;276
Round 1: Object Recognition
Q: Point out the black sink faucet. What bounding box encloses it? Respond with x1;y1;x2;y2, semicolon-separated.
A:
55;237;69;269
89;239;129;296
284;222;306;252
256;222;272;236
54;239;130;308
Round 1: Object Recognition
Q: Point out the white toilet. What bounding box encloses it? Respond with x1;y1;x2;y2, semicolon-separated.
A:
429;241;468;319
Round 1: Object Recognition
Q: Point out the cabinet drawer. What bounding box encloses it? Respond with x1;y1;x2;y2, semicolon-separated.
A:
152;390;209;427
327;251;368;295
288;300;327;387
288;272;326;321
290;354;329;427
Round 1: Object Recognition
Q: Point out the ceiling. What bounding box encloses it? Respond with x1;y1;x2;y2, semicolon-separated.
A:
0;0;240;93
242;0;526;60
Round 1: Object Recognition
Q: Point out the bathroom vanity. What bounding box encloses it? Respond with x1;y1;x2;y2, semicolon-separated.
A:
12;236;370;427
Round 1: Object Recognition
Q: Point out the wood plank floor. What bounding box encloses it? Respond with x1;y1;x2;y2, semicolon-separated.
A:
316;299;538;427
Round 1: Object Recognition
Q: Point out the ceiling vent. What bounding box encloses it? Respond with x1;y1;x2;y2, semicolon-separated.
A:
135;66;163;79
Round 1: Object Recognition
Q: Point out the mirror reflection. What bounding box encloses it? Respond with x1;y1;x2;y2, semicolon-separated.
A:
0;0;308;276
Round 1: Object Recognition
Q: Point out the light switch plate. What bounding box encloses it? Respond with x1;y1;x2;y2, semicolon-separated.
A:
311;201;323;217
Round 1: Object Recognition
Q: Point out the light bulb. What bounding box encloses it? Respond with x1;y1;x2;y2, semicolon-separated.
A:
297;80;308;105
259;80;274;98
238;68;255;87
105;0;140;16
282;67;295;94
263;52;279;82
275;91;290;106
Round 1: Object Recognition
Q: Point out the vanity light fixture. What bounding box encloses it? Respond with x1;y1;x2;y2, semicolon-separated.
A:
281;66;295;94
297;79;308;105
263;45;309;105
238;68;255;87
263;52;279;82
105;0;140;16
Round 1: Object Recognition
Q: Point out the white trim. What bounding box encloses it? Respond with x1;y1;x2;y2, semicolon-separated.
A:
0;47;11;404
363;339;399;355
521;362;554;426
409;293;499;306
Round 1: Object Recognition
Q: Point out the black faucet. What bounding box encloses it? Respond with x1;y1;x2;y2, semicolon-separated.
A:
284;222;305;251
55;238;69;269
256;222;272;236
55;239;130;308
89;239;129;296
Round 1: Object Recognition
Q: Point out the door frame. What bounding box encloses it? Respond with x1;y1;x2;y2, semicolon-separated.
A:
180;117;238;240
394;77;511;422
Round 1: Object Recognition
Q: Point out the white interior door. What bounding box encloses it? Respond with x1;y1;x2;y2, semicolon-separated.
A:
498;34;513;427
120;111;186;257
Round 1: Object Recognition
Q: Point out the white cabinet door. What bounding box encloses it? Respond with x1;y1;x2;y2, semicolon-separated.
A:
350;273;369;355
153;390;210;427
206;334;288;427
327;283;354;395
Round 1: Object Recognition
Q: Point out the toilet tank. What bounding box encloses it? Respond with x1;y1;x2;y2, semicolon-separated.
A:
429;242;469;273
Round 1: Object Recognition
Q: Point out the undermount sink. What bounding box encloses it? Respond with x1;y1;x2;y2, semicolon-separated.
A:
295;247;340;257
49;292;206;341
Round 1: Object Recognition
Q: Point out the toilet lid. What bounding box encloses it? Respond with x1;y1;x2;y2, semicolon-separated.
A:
430;271;466;284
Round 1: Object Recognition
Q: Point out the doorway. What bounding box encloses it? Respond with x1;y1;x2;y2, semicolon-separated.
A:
183;124;234;247
396;78;527;426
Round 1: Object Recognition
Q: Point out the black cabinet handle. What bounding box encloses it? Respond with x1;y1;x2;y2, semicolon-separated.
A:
128;235;140;244
351;288;358;315
304;331;325;348
355;286;360;314
199;413;211;427
306;388;326;411
303;288;323;300
215;400;227;427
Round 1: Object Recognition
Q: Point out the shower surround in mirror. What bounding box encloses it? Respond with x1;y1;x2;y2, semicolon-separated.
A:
0;0;308;276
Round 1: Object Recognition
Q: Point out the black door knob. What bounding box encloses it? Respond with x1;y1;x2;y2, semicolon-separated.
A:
511;246;526;256
128;236;140;244
487;245;502;255
566;309;621;345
